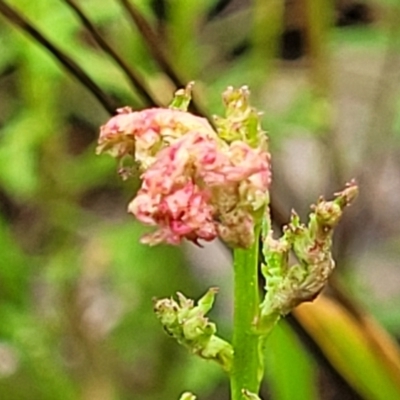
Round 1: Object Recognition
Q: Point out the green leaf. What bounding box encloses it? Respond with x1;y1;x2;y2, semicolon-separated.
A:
264;319;318;400
265;320;318;400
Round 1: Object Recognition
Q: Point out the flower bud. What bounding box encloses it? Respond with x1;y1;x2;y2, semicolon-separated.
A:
154;288;233;371
259;182;358;329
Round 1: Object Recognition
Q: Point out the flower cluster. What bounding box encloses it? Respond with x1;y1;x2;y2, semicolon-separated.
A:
97;107;216;170
97;86;271;248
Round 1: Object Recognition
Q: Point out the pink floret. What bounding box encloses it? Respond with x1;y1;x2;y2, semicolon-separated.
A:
129;181;217;246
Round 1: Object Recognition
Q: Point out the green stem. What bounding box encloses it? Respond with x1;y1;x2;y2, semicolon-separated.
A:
230;225;262;400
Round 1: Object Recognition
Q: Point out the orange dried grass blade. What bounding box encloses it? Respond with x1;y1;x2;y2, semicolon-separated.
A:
293;295;400;400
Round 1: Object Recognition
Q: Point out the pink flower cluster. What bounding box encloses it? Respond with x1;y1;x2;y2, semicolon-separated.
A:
97;107;216;170
98;107;271;248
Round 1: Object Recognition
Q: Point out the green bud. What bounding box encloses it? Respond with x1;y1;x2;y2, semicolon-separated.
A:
214;86;268;149
154;288;233;371
242;389;262;400
169;82;194;111
179;392;197;400
259;182;358;330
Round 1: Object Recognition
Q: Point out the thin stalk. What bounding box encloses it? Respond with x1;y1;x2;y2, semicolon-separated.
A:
250;0;284;88
62;0;158;107
230;224;262;400
0;0;117;115
303;0;346;186
116;0;185;88
116;0;210;119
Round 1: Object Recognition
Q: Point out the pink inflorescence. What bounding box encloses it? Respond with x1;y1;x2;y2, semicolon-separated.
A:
98;102;271;248
97;107;216;169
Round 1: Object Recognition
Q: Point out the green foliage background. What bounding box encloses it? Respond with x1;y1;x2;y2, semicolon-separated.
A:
0;1;400;399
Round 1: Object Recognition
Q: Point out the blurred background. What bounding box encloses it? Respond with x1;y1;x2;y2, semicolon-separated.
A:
0;0;400;399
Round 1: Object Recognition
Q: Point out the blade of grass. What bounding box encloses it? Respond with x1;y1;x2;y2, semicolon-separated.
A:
250;0;284;88
116;0;184;88
61;0;158;107
116;0;210;119
264;319;318;400
294;295;400;400
0;0;117;115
